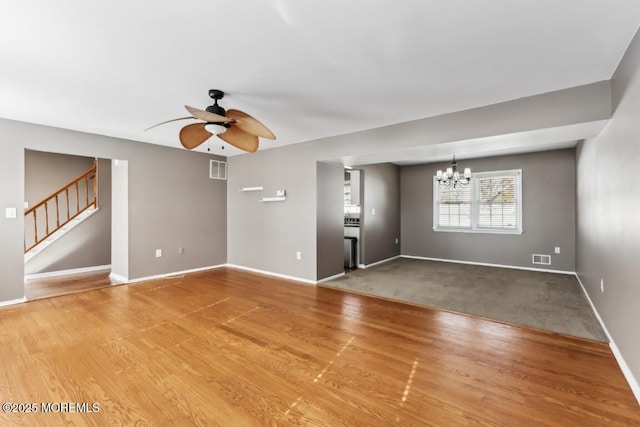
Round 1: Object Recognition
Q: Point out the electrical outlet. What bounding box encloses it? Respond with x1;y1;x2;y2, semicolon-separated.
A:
371;208;376;216
155;249;162;258
395;238;399;244
554;247;560;254
296;251;301;260
178;247;184;255
600;279;604;293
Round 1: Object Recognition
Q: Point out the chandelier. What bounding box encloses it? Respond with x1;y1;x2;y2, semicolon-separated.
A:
436;155;471;188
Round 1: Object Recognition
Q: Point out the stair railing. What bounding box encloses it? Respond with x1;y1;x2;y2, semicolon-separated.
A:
24;160;98;253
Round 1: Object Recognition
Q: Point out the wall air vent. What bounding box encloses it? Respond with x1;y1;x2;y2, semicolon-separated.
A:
210;160;227;180
532;254;551;265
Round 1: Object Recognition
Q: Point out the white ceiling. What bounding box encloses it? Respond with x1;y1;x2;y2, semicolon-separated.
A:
1;1;639;162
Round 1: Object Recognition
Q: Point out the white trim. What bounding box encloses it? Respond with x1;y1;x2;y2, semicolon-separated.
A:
433;169;523;234
358;255;401;269
25;264;111;280
226;264;316;285
433;227;523;235
609;341;640;406
316;272;345;283
109;272;129;283
574;274;640;406
0;297;27;307
401;255;575;275
125;264;227;284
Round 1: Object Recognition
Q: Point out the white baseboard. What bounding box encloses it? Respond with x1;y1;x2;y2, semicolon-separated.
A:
112;263;317;286
0;297;27;307
359;255;401;269
124;264;227;284
25;264;111;280
574;274;640;406
316;272;345;283
401;255;575;275
109;272;129;283
226;264;316;285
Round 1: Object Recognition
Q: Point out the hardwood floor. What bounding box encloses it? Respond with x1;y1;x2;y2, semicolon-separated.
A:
1;267;638;426
24;269;121;301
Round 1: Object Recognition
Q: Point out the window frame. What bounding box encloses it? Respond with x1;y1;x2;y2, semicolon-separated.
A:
433;169;523;235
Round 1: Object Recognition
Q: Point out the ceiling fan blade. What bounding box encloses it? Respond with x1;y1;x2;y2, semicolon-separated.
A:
185;105;229;123
226;109;276;140
144;116;194;131
179;123;213;149
217;125;259;153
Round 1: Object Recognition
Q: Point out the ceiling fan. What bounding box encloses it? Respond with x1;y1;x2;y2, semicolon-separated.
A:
146;89;275;153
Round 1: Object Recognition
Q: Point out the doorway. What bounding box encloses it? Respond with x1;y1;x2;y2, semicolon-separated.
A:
23;151;128;300
344;168;362;271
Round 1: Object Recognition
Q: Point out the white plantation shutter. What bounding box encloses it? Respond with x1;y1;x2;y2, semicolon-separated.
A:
476;172;520;230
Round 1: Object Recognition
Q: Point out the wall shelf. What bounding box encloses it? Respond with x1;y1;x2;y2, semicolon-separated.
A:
239;186;264;192
259;196;286;202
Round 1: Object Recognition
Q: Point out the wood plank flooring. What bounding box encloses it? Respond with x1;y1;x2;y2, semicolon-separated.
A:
1;267;638;426
24;269;121;301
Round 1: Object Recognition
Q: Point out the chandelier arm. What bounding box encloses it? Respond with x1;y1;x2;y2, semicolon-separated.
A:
436;155;471;189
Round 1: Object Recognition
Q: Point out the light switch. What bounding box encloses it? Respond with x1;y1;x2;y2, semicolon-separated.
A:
5;207;17;219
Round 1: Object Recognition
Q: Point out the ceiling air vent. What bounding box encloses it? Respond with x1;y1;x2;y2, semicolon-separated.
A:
532;254;551;265
210;159;227;180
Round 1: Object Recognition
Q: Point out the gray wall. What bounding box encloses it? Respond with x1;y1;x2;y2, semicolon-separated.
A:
576;28;640;389
25;153;112;275
227;82;608;282
358;163;401;265
227;143;318;280
24;150;94;206
316;162;344;280
0;118;227;302
401;149;576;271
127;147;227;279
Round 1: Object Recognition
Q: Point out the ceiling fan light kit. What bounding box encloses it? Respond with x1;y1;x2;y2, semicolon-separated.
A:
146;89;275;153
204;123;228;135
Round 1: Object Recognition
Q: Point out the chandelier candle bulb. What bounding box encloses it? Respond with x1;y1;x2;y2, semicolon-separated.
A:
436;155;471;189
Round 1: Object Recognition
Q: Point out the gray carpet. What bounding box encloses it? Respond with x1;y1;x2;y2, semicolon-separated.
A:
323;258;607;342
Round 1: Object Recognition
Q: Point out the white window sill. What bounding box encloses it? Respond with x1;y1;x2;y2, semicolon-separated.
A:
433;227;523;235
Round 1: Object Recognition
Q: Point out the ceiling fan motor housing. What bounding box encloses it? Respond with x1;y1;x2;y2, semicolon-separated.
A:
206;89;227;119
206;103;226;117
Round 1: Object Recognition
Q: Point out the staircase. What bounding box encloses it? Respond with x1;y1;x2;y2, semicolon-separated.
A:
24;160;98;262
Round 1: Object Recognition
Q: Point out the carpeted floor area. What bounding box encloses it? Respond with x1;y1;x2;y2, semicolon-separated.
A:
322;257;607;342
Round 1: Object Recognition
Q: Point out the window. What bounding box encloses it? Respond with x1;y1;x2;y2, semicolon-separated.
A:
435;183;471;228
433;169;522;234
